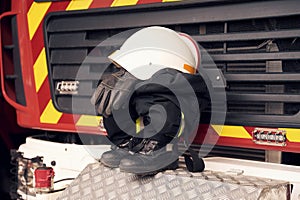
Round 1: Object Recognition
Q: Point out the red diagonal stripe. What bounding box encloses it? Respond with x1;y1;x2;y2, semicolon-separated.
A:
30;1;70;62
90;0;114;8
37;78;51;115
137;0;163;4
26;0;34;12
58;113;80;124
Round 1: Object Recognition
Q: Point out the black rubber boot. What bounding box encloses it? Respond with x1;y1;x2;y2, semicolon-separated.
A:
100;138;150;168
119;139;179;175
100;141;131;168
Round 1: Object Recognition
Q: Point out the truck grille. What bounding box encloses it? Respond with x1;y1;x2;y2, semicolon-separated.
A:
44;0;300;127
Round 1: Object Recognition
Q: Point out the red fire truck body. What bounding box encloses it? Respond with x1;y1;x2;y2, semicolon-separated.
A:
1;0;300;199
2;0;300;152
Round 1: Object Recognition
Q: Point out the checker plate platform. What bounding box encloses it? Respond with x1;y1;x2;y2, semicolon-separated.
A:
57;162;290;200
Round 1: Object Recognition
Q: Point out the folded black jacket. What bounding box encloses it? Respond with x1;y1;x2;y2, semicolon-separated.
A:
104;68;211;145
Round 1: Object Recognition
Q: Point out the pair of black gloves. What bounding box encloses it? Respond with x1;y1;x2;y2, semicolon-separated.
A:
91;68;139;118
91;67;207;119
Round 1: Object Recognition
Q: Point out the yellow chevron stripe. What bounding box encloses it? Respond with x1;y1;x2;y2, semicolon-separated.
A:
40;100;62;124
66;0;93;11
212;125;252;139
111;0;138;7
27;1;51;40
76;115;102;127
33;48;48;92
282;128;300;143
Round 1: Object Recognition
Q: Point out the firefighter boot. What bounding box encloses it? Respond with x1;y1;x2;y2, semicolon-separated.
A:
119;139;179;175
100;138;147;168
100;140;131;168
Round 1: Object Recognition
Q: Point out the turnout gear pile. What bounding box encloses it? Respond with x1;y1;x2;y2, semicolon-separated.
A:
91;26;210;175
92;68;209;174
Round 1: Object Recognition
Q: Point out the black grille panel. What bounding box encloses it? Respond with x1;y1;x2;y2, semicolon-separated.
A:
44;0;300;127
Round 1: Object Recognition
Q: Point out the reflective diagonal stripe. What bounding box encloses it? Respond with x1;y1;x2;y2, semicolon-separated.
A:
111;0;139;7
177;112;185;137
34;48;48;92
66;0;93;11
136;117;141;133
212;125;252;139
40;100;63;124
135;117;145;133
27;1;52;40
76;115;102;127
282;128;300;143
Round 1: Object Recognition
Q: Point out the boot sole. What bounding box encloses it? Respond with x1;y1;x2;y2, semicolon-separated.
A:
100;158;120;168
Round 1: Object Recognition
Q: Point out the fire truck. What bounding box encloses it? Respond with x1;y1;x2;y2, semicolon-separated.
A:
1;0;300;199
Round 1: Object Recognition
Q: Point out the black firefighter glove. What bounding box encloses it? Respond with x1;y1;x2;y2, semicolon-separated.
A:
91;68;139;118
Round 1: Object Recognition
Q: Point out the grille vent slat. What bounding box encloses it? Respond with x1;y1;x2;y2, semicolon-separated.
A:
212;52;300;61
51;49;88;64
225;73;300;82
227;93;300;103
52;65;103;80
194;29;300;42
49;32;100;48
44;0;300;127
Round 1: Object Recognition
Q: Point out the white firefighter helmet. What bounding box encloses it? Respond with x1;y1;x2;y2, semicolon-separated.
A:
108;26;200;80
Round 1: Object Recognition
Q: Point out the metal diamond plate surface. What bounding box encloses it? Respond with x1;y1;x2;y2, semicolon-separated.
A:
58;162;290;200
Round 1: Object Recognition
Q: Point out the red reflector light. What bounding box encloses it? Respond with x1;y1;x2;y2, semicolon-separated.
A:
34;167;55;193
